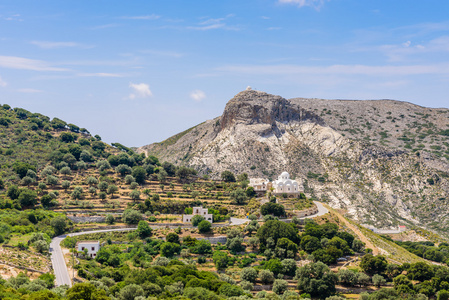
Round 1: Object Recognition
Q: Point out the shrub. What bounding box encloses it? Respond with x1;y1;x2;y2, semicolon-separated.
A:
272;279;288;295
198;220;211;233
105;214;115;225
240;267;258;283
192;215;205;226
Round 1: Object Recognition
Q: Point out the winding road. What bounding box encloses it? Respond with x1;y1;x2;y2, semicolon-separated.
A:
50;203;327;287
50;228;136;287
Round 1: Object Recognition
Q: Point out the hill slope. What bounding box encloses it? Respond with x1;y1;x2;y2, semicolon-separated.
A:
138;90;449;234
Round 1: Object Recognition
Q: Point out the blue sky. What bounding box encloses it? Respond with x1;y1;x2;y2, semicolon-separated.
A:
0;0;449;146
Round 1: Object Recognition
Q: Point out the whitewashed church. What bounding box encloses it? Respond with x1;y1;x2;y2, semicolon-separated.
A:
249;171;302;196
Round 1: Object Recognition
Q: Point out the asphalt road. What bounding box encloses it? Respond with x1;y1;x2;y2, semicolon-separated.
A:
50;228;136;287
50;203;326;287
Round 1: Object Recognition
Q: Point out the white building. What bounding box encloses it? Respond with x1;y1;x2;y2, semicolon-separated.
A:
249;178;270;193
77;241;100;258
249;171;303;196
183;206;213;223
272;172;300;195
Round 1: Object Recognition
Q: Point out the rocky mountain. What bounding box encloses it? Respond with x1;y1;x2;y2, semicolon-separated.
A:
138;89;449;234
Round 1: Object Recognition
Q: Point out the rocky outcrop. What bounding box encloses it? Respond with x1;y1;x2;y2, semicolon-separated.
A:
138;90;449;235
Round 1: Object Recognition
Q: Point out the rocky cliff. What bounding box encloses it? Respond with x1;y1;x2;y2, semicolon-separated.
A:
138;90;449;234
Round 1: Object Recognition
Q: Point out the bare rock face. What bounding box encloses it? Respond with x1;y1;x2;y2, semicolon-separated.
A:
138;90;449;235
219;90;323;130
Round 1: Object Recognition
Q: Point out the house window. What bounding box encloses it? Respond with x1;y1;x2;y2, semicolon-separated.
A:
93;254;96;257
81;247;85;250
92;247;95;251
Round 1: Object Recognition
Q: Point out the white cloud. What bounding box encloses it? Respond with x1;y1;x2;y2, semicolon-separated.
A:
0;76;6;87
121;14;160;20
127;82;152;99
278;0;329;10
0;55;68;71
190;90;206;102
30;41;92;49
77;72;123;77
5;14;23;21
17;88;43;93
188;15;239;31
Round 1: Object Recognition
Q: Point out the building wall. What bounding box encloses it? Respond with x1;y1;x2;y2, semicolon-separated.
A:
78;242;100;258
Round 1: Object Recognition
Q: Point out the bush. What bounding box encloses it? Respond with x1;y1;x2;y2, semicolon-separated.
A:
192;215;205;226
272;279;288;295
198;220;211;233
259;269;275;284
105;214;115;225
239;280;253;291
240;267;258;283
122;209;143;225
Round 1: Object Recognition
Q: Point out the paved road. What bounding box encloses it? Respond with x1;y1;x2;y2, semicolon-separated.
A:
50;228;136;287
306;201;329;218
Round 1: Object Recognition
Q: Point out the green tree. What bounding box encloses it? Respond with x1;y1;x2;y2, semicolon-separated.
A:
230;188;248;204
360;254;388;276
272;279;288;295
257;220;299;251
261;202;286;217
129;190;140;201
240;267;257;283
166;232;179;244
117;284;145;300
107;185;118;197
259;269;275;284
98;181;108;191
51;216;68;236
372;274;386;287
124;175;135;184
18;188;38;206
46;175;59;186
71;186;84;200
115;164;132;176
160;242;180;257
295;261;337;299
221;170;236;182
198;220;211;233
105;214;115;225
66;282;109;300
192;215;205;226
137;220;152;238
62;180;71;190
122;209;142;225
132;166;146;184
213;251;230;269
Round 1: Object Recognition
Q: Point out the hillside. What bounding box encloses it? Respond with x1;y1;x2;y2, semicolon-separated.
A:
138;90;449;235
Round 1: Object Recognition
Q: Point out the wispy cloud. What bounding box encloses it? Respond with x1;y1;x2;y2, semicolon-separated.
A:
0;76;6;87
17;88;43;93
4;14;23;21
0;55;68;71
127;82;152;100
30;40;93;49
139;49;184;58
218;63;449;76
188;15;239;31
90;23;120;30
121;14;160;20
278;0;329;10
77;72;123;78
190;90;206;102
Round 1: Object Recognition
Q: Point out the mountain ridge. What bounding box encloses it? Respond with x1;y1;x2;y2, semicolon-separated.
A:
138;90;449;235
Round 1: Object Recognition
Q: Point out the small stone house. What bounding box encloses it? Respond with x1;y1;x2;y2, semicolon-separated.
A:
183;206;213;223
77;241;100;258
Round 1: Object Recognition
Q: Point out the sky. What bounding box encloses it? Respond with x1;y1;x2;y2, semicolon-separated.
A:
0;0;449;146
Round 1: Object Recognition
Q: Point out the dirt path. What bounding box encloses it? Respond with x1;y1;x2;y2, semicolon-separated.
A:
323;204;379;255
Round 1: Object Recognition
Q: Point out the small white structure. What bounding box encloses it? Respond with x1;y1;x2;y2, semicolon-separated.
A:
249;171;303;197
272;172;300;195
183;206;213;223
249;178;270;193
77;241;100;258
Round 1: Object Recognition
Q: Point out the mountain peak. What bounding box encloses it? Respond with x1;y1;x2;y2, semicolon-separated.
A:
220;90;322;130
